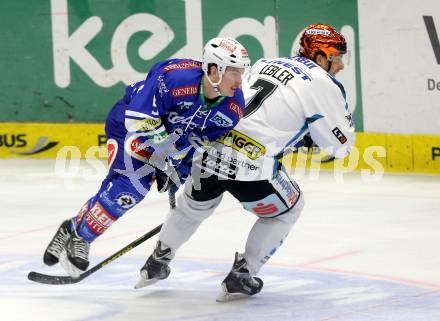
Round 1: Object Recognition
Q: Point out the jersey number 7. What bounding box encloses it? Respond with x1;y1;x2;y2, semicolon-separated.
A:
244;78;278;118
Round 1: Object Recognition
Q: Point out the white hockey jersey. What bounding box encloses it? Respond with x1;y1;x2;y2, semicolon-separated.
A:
199;56;355;181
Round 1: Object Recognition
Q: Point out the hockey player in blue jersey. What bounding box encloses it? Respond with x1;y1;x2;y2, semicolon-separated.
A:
42;37;251;277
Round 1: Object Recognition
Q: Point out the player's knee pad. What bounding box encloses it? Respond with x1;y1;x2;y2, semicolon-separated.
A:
277;192;304;226
177;184;223;222
74;176;148;242
241;191;304;220
241;170;303;219
158;191;222;251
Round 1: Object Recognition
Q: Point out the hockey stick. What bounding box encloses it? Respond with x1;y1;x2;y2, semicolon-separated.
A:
168;188;176;209
27;191;176;285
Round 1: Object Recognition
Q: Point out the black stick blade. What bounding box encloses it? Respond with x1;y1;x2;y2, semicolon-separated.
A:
27;271;82;285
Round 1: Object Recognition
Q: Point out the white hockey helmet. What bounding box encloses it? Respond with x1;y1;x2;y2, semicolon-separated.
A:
202;37;251;93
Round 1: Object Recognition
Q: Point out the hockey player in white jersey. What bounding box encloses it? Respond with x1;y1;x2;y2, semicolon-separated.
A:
135;23;355;301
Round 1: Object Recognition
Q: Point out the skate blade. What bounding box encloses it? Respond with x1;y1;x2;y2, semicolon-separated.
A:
58;251;82;279
134;276;159;289
216;291;249;302
216;283;250;302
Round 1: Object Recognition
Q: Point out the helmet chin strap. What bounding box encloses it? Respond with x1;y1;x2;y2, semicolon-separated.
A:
326;54;342;76
313;53;333;75
205;72;224;96
327;60;333;74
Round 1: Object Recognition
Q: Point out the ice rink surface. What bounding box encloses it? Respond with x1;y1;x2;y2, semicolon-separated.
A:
1;159;439;321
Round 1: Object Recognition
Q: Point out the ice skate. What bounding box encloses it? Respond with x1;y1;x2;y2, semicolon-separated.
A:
59;229;90;278
43;220;71;266
216;252;263;302
135;241;172;289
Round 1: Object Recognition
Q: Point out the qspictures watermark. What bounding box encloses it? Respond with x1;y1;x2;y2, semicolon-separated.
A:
53;143;387;191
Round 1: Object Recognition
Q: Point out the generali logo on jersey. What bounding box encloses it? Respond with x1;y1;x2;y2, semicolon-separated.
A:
171;86;198;97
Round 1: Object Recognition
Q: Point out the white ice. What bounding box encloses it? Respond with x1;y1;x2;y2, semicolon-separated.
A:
1;159;439;321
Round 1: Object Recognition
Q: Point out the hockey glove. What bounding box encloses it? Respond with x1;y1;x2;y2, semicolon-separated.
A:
155;159;191;194
156;169;179;194
297;133;317;149
146;133;191;172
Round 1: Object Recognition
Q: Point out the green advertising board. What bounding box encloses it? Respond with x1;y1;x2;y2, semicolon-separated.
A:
1;0;363;130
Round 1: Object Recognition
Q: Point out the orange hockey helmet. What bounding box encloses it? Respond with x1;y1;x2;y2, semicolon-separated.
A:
299;24;347;60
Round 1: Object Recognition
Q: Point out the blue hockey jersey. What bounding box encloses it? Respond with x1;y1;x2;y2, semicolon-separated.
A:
105;58;245;173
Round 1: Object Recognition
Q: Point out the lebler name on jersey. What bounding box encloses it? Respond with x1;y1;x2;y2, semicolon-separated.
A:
259;64;294;85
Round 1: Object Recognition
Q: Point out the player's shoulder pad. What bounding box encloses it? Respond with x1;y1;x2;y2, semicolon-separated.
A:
250;58;264;70
161;59;202;74
232;87;245;106
325;74;347;101
308;68;347;101
157;59;203;89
